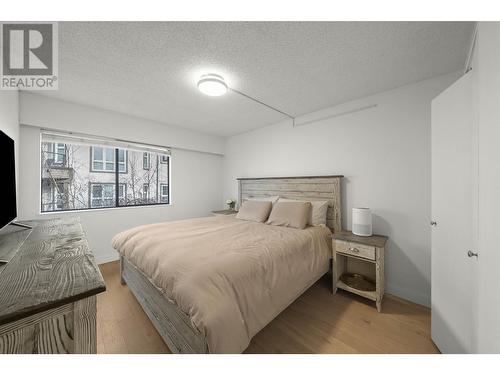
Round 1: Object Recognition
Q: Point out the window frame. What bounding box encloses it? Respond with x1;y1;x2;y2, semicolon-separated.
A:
40;136;171;214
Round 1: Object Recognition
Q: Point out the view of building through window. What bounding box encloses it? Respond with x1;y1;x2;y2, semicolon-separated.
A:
40;138;170;212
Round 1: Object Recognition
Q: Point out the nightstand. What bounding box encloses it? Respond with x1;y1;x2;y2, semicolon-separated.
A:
211;210;238;216
332;231;388;312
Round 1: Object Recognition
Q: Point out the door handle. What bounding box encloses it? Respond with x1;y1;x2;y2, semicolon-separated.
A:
467;250;478;258
430;221;437;226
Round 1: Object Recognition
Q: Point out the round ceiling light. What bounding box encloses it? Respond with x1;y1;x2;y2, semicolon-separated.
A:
197;74;228;96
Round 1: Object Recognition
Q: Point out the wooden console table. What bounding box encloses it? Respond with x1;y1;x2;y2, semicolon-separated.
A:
0;218;105;353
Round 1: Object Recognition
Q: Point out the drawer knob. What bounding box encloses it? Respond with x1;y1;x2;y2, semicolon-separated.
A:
349;247;360;253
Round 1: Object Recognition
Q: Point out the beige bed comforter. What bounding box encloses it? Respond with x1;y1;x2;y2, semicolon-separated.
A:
111;215;332;353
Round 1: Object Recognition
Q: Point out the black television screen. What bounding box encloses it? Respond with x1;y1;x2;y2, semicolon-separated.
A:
0;130;16;230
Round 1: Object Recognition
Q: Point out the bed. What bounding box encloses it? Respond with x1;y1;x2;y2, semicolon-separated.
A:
113;175;343;353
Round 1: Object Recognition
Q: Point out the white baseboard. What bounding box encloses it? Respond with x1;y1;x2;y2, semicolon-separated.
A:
386;283;431;307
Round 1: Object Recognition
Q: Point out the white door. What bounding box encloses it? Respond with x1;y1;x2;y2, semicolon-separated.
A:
431;72;476;353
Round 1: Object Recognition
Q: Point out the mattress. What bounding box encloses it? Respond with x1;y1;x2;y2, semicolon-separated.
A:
111;215;332;353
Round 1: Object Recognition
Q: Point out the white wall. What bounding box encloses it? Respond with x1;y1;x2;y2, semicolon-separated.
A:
223;72;460;306
18;95;224;264
20;92;224;155
0;91;19;200
475;22;500;353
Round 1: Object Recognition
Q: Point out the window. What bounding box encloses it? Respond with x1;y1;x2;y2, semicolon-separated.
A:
143;152;150;170
42;142;66;166
90;183;126;208
118;149;126;172
160;183;169;203
54;143;66;165
118;150;169;206
91;147;127;173
40;132;170;212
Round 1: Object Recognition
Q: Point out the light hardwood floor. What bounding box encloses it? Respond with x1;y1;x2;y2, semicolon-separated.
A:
97;261;439;354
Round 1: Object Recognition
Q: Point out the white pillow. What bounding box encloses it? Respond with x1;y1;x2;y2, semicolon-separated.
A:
244;195;280;205
278;198;329;226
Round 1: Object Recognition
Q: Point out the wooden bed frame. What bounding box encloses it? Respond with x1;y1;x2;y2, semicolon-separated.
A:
120;175;343;353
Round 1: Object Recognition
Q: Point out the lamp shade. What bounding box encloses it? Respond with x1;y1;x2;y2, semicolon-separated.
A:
352;208;372;236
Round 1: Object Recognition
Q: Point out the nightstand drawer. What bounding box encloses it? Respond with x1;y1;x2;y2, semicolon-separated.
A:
335;240;376;260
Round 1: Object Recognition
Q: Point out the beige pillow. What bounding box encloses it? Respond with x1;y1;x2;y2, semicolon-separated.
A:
236;201;272;223
266;201;312;229
278;198;329;226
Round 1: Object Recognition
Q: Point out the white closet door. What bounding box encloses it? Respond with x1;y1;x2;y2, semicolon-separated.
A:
431;72;475;353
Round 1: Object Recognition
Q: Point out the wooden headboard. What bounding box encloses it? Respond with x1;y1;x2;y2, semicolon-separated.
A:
237;175;343;233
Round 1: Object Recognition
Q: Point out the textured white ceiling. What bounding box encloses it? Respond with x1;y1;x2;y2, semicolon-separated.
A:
37;22;474;136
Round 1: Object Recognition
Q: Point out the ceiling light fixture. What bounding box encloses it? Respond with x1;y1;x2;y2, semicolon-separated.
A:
197;72;296;125
197;74;228;96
